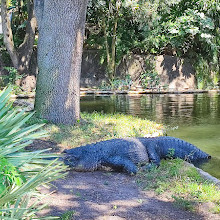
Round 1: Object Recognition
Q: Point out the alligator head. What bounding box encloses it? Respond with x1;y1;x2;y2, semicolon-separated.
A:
63;147;98;171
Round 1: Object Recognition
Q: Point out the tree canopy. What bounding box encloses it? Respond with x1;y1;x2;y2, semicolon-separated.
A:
86;0;219;87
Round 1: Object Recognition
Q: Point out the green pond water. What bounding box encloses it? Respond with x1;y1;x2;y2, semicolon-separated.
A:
80;92;220;179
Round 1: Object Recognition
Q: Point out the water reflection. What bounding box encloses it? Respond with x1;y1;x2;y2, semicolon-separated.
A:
81;93;220;125
81;92;220;179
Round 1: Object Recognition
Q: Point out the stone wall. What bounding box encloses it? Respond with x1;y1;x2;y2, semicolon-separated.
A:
80;50;106;87
1;49;196;91
155;55;196;91
81;51;196;91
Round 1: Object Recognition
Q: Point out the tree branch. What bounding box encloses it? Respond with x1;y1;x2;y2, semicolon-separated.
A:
1;0;19;68
102;18;110;67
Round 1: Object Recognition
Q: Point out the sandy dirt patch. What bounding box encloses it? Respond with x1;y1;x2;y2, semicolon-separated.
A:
39;171;219;220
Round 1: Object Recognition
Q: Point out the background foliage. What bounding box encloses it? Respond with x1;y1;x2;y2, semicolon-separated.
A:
86;0;219;88
1;0;220;89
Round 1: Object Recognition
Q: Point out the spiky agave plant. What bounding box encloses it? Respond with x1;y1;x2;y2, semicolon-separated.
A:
0;87;67;219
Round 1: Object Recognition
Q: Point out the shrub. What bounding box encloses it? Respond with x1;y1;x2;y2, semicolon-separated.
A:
0;87;67;219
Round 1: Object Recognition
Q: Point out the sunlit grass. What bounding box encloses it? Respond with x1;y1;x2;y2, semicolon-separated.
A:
60;210;76;220
28;112;163;148
137;159;220;213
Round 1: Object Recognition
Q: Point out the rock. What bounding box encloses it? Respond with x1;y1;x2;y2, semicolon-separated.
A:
19;75;36;92
13;99;34;112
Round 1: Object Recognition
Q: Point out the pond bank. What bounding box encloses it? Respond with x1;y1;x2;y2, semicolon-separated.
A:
80;89;209;96
10;88;220;99
187;162;220;188
34;142;220;220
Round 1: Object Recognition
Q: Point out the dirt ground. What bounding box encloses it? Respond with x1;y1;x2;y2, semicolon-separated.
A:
29;140;220;220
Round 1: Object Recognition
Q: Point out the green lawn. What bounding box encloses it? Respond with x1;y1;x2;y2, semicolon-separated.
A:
28;112;164;148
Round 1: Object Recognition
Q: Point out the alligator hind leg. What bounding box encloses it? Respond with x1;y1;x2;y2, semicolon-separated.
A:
145;143;161;168
103;156;138;174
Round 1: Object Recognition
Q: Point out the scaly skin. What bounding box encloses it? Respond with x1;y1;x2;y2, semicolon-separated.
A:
63;136;211;174
139;136;211;167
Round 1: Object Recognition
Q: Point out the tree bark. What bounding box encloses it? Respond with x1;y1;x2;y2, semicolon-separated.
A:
102;0;119;80
102;18;111;76
34;0;88;124
111;14;118;79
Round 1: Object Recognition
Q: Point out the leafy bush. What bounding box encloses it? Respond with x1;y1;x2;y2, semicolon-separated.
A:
0;87;67;219
139;0;220;89
140;59;160;89
2;67;23;85
0;157;25;194
99;75;132;90
0;67;23;93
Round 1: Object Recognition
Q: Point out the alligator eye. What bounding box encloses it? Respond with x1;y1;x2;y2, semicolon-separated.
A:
71;154;80;160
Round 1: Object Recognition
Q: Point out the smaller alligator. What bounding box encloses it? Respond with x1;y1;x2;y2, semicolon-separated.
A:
63;136;211;174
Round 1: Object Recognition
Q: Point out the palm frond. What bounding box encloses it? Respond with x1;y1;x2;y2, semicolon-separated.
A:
0;87;67;219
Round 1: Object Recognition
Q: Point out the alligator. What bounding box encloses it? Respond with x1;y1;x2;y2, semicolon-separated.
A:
63;136;211;174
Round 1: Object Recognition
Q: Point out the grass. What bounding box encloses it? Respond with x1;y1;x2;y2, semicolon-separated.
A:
137;158;220;213
60;210;76;220
27;112;163;148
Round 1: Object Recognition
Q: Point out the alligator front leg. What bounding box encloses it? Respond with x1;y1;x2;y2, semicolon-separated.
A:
103;156;138;174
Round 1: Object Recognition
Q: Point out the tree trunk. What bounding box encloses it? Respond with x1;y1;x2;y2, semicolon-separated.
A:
34;0;88;124
111;16;118;79
102;18;112;78
1;0;37;74
103;18;110;69
17;0;37;74
102;0;119;80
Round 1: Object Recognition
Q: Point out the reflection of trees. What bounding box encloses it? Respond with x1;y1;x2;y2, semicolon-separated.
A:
81;93;220;126
192;93;220;124
80;95;115;113
163;94;195;125
127;93;220;125
127;95;145;117
127;94;196;125
80;95;131;113
114;95;130;114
